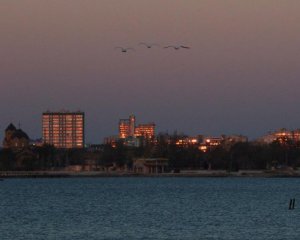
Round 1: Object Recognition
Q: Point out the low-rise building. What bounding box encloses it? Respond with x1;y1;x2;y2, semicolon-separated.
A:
199;135;248;152
199;136;223;152
3;123;30;149
133;158;168;174
222;135;248;149
103;135;119;148
257;129;296;145
175;136;202;147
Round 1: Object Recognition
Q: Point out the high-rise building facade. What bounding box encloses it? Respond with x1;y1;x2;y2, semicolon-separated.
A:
42;111;84;148
119;114;136;138
118;115;155;140
135;123;155;139
119;119;130;139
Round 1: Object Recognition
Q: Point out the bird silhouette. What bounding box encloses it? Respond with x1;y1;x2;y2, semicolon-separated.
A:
114;47;135;53
138;42;160;49
164;45;190;50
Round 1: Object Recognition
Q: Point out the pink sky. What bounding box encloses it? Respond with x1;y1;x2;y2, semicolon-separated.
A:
1;0;300;142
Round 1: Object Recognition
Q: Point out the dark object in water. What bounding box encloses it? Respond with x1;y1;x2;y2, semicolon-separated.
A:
289;198;295;210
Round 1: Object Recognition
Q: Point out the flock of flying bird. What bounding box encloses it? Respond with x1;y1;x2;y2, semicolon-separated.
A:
115;42;190;53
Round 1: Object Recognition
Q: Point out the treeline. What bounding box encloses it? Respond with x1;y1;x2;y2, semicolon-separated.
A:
1;137;300;171
0;145;90;171
206;141;300;171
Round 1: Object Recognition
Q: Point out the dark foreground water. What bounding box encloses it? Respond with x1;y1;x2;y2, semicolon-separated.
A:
1;177;300;240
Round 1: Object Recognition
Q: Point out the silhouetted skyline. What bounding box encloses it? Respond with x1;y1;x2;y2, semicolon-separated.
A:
1;1;300;143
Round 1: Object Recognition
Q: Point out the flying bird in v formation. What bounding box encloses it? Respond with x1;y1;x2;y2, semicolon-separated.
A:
114;43;190;53
114;47;135;53
138;42;160;48
164;45;190;50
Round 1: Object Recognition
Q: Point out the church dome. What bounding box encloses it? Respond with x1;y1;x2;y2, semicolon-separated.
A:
5;123;17;132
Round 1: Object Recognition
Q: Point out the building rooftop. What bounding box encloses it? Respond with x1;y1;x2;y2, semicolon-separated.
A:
12;129;29;140
5;123;17;132
43;111;84;115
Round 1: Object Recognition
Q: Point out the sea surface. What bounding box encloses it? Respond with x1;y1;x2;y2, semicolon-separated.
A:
0;177;300;240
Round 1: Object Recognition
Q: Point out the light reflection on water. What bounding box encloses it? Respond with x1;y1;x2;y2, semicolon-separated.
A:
0;177;300;240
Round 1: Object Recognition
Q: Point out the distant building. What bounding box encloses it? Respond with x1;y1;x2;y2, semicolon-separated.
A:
135;123;156;139
257;129;291;144
293;130;300;142
175;135;203;147
222;135;248;149
118;114;156;144
119;114;135;138
2;123;30;149
198;134;248;152
123;136;141;147
257;128;300;145
133;158;168;174
199;136;223;152
223;135;248;143
103;135;119;148
42;111;84;148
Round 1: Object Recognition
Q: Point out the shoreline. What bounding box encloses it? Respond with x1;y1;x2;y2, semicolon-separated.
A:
1;170;300;178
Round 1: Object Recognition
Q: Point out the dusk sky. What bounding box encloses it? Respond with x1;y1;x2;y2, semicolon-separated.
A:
1;0;300;143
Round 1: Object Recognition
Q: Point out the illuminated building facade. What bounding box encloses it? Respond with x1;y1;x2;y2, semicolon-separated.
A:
258;128;300;145
199;135;248;152
176;137;197;146
119;115;135;138
42;111;84;148
119;119;130;139
118;115;156;145
199;137;223;152
135;123;156;139
258;129;293;144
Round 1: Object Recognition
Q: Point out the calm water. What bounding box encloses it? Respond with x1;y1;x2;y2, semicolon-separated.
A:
1;177;300;240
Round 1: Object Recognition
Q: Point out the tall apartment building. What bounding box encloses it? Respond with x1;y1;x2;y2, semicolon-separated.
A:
42;111;85;148
118;115;155;139
119;114;136;138
135;123;155;139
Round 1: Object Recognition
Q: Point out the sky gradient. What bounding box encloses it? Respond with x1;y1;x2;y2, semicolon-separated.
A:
1;0;300;143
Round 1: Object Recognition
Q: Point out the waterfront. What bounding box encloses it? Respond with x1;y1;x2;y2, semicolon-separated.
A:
1;170;300;178
1;178;300;240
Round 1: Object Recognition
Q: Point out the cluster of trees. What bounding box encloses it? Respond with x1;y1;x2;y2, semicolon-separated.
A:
1;135;300;171
206;141;300;171
0;145;89;171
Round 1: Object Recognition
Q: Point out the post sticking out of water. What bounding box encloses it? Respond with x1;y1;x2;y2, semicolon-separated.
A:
289;198;295;210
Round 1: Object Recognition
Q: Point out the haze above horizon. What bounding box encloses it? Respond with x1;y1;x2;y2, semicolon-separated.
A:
1;0;300;143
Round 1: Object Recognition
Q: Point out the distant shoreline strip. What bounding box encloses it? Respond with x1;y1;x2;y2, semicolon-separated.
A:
1;171;300;179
